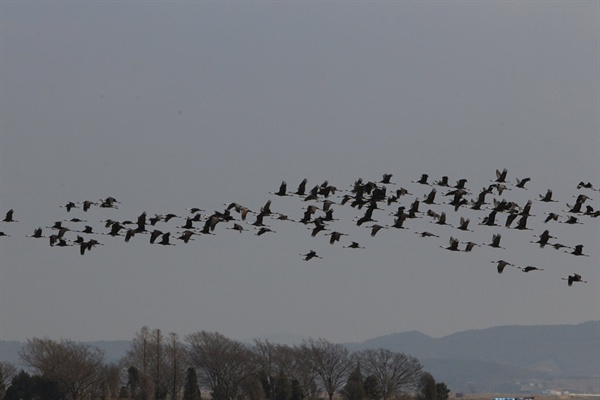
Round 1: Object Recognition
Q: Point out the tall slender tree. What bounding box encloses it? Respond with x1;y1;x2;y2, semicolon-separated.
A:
124;326;154;400
183;367;201;400
341;362;365;400
362;375;380;400
167;332;187;400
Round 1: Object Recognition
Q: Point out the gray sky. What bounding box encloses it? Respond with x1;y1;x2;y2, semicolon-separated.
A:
1;1;599;344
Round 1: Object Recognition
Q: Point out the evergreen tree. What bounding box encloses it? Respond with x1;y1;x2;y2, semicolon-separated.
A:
341;363;365;400
183;367;201;400
436;382;450;400
273;370;291;400
289;379;303;400
257;370;272;400
3;370;63;400
363;375;380;400
0;367;5;399
211;383;228;400
128;366;141;398
415;372;436;400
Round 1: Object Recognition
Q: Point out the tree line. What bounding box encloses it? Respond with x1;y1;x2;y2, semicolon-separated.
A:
0;327;449;400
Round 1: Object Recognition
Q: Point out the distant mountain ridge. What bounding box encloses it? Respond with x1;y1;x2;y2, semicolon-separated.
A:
345;321;599;375
2;321;598;394
344;321;600;393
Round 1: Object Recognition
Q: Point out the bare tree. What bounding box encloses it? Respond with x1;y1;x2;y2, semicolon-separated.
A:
299;338;352;400
124;327;185;400
252;340;318;400
123;326;155;400
94;362;122;400
185;331;257;400
150;328;169;400
253;339;280;400
0;361;17;396
166;332;188;400
287;346;318;400
355;349;423;400
19;337;107;400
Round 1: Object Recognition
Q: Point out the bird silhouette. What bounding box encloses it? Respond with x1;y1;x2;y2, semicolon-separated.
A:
463;241;478;252
563;273;587;286
531;230;553;248
99;196;119;208
538;189;557;202
301;250;321;261
562;216;581;225
414;174;429;185
272;181;289;197
441;237;460;251
515;177;531;189
303;185;320;202
227;223;245;233
567;244;588;256
495;168;508;183
434;176;450;187
179;217;196;231
368;224;386;237
80;200;97;211
157;232;175;246
423;188;437;204
415;231;438;238
79;239;102;255
481;210;499;226
294;179;308;196
434;212;447;226
519;266;543;273
454;178;468;190
176;230;197;243
380;174;393;184
124;229;138;243
149;230;164;244
329;231;347;244
551;242;570;250
256;227;275;236
343;241;364;249
260;200;273;216
26;227;45;238
513;215;530;230
2;209;16;222
492;260;513;274
61;202;78;212
310;221;328;237
388;215;407;229
577;181;595;190
544;212;560;223
356;207;376;226
486;234;504;249
456;217;471;231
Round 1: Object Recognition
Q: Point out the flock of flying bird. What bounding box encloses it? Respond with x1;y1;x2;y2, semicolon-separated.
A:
1;168;598;287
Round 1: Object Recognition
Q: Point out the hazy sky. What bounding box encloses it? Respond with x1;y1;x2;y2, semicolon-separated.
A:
1;1;599;345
